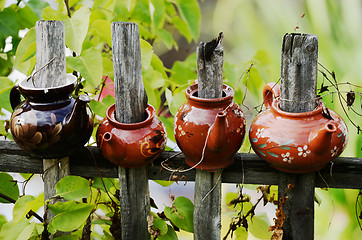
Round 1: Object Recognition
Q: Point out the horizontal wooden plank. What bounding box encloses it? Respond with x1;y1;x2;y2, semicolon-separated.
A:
1;140;361;189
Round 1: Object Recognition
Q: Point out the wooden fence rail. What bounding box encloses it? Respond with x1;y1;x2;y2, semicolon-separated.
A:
1;140;361;190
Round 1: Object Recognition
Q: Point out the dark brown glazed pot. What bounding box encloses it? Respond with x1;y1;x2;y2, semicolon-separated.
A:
96;104;167;168
10;76;94;158
249;83;348;173
174;84;246;171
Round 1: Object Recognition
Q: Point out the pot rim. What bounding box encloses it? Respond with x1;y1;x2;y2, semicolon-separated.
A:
19;75;77;91
186;83;234;105
271;98;323;117
106;103;155;130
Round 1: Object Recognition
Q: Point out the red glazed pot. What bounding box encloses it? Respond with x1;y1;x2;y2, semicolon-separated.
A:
174;84;246;171
97;104;167;168
249;83;348;173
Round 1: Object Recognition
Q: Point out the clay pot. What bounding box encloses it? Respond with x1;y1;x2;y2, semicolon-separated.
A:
174;84;246;171
10;76;94;158
249;83;348;173
97;104;167;168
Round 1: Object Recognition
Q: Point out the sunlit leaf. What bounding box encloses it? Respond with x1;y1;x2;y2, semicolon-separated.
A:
164;196;193;232
66;48;102;92
48;201;94;232
42;6;67;21
13;27;36;73
0;218;30;240
64;6;91;54
89;95;115;118
0;172;19;203
92;177;115;193
158;225;178;240
92;19;112;46
17;5;39;29
248;213;272;239
176;0;200;41
55;175;90;201
235;225;248;240
16;222;43;240
140;39;153;70
0;215;7;229
151;212;168;236
153;180;174;187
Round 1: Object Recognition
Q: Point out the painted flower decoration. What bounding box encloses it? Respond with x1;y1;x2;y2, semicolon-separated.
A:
256;128;265;138
298;145;311;157
330;146;338;157
281;152;293;163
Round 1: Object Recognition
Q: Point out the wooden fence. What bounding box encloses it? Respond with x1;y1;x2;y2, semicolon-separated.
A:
0;20;361;240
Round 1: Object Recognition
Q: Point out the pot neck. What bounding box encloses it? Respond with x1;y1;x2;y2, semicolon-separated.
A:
185;84;234;108
106;104;155;130
271;98;323;118
19;75;76;103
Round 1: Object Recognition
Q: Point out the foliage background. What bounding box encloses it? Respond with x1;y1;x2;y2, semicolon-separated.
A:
0;0;361;239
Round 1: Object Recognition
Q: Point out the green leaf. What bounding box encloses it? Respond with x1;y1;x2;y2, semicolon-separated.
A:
257;143;267;148
150;54;168;79
0;172;19;203
235;225;248;240
248;214;272;239
48;201;94;232
66;48;102;92
16;222;43;240
42;6;67;21
27;0;50;18
0;77;14;112
157;225;178;240
0;218;30;240
150;0;165;30
165;86;187;117
170;16;192;42
92;19;112;46
92;177;115;193
0;7;19;37
13;27;36;69
169;53;197;85
151;212;168;236
55;176;90;201
176;0;200;41
153;180;174;187
17;5;39;29
89;95;115;118
140;39;153;70
157;28;175;49
164;196;193;232
64;6;91;54
13;193;43;223
279;146;291;150
0;215;7;229
251;138;258;143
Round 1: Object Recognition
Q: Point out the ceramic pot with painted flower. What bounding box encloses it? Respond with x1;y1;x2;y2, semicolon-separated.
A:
249;83;348;173
174;83;246;171
96;103;167;168
10;76;94;158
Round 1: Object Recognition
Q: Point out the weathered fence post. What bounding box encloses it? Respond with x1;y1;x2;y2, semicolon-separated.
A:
278;33;318;239
35;20;69;235
111;22;150;240
194;33;223;240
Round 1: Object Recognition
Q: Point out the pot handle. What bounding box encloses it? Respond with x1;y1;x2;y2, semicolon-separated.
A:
263;82;280;108
10;85;21;110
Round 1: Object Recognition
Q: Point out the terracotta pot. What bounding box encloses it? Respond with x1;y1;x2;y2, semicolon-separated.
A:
174;84;246;171
249;83;348;173
10;76;94;158
97;104;167;168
